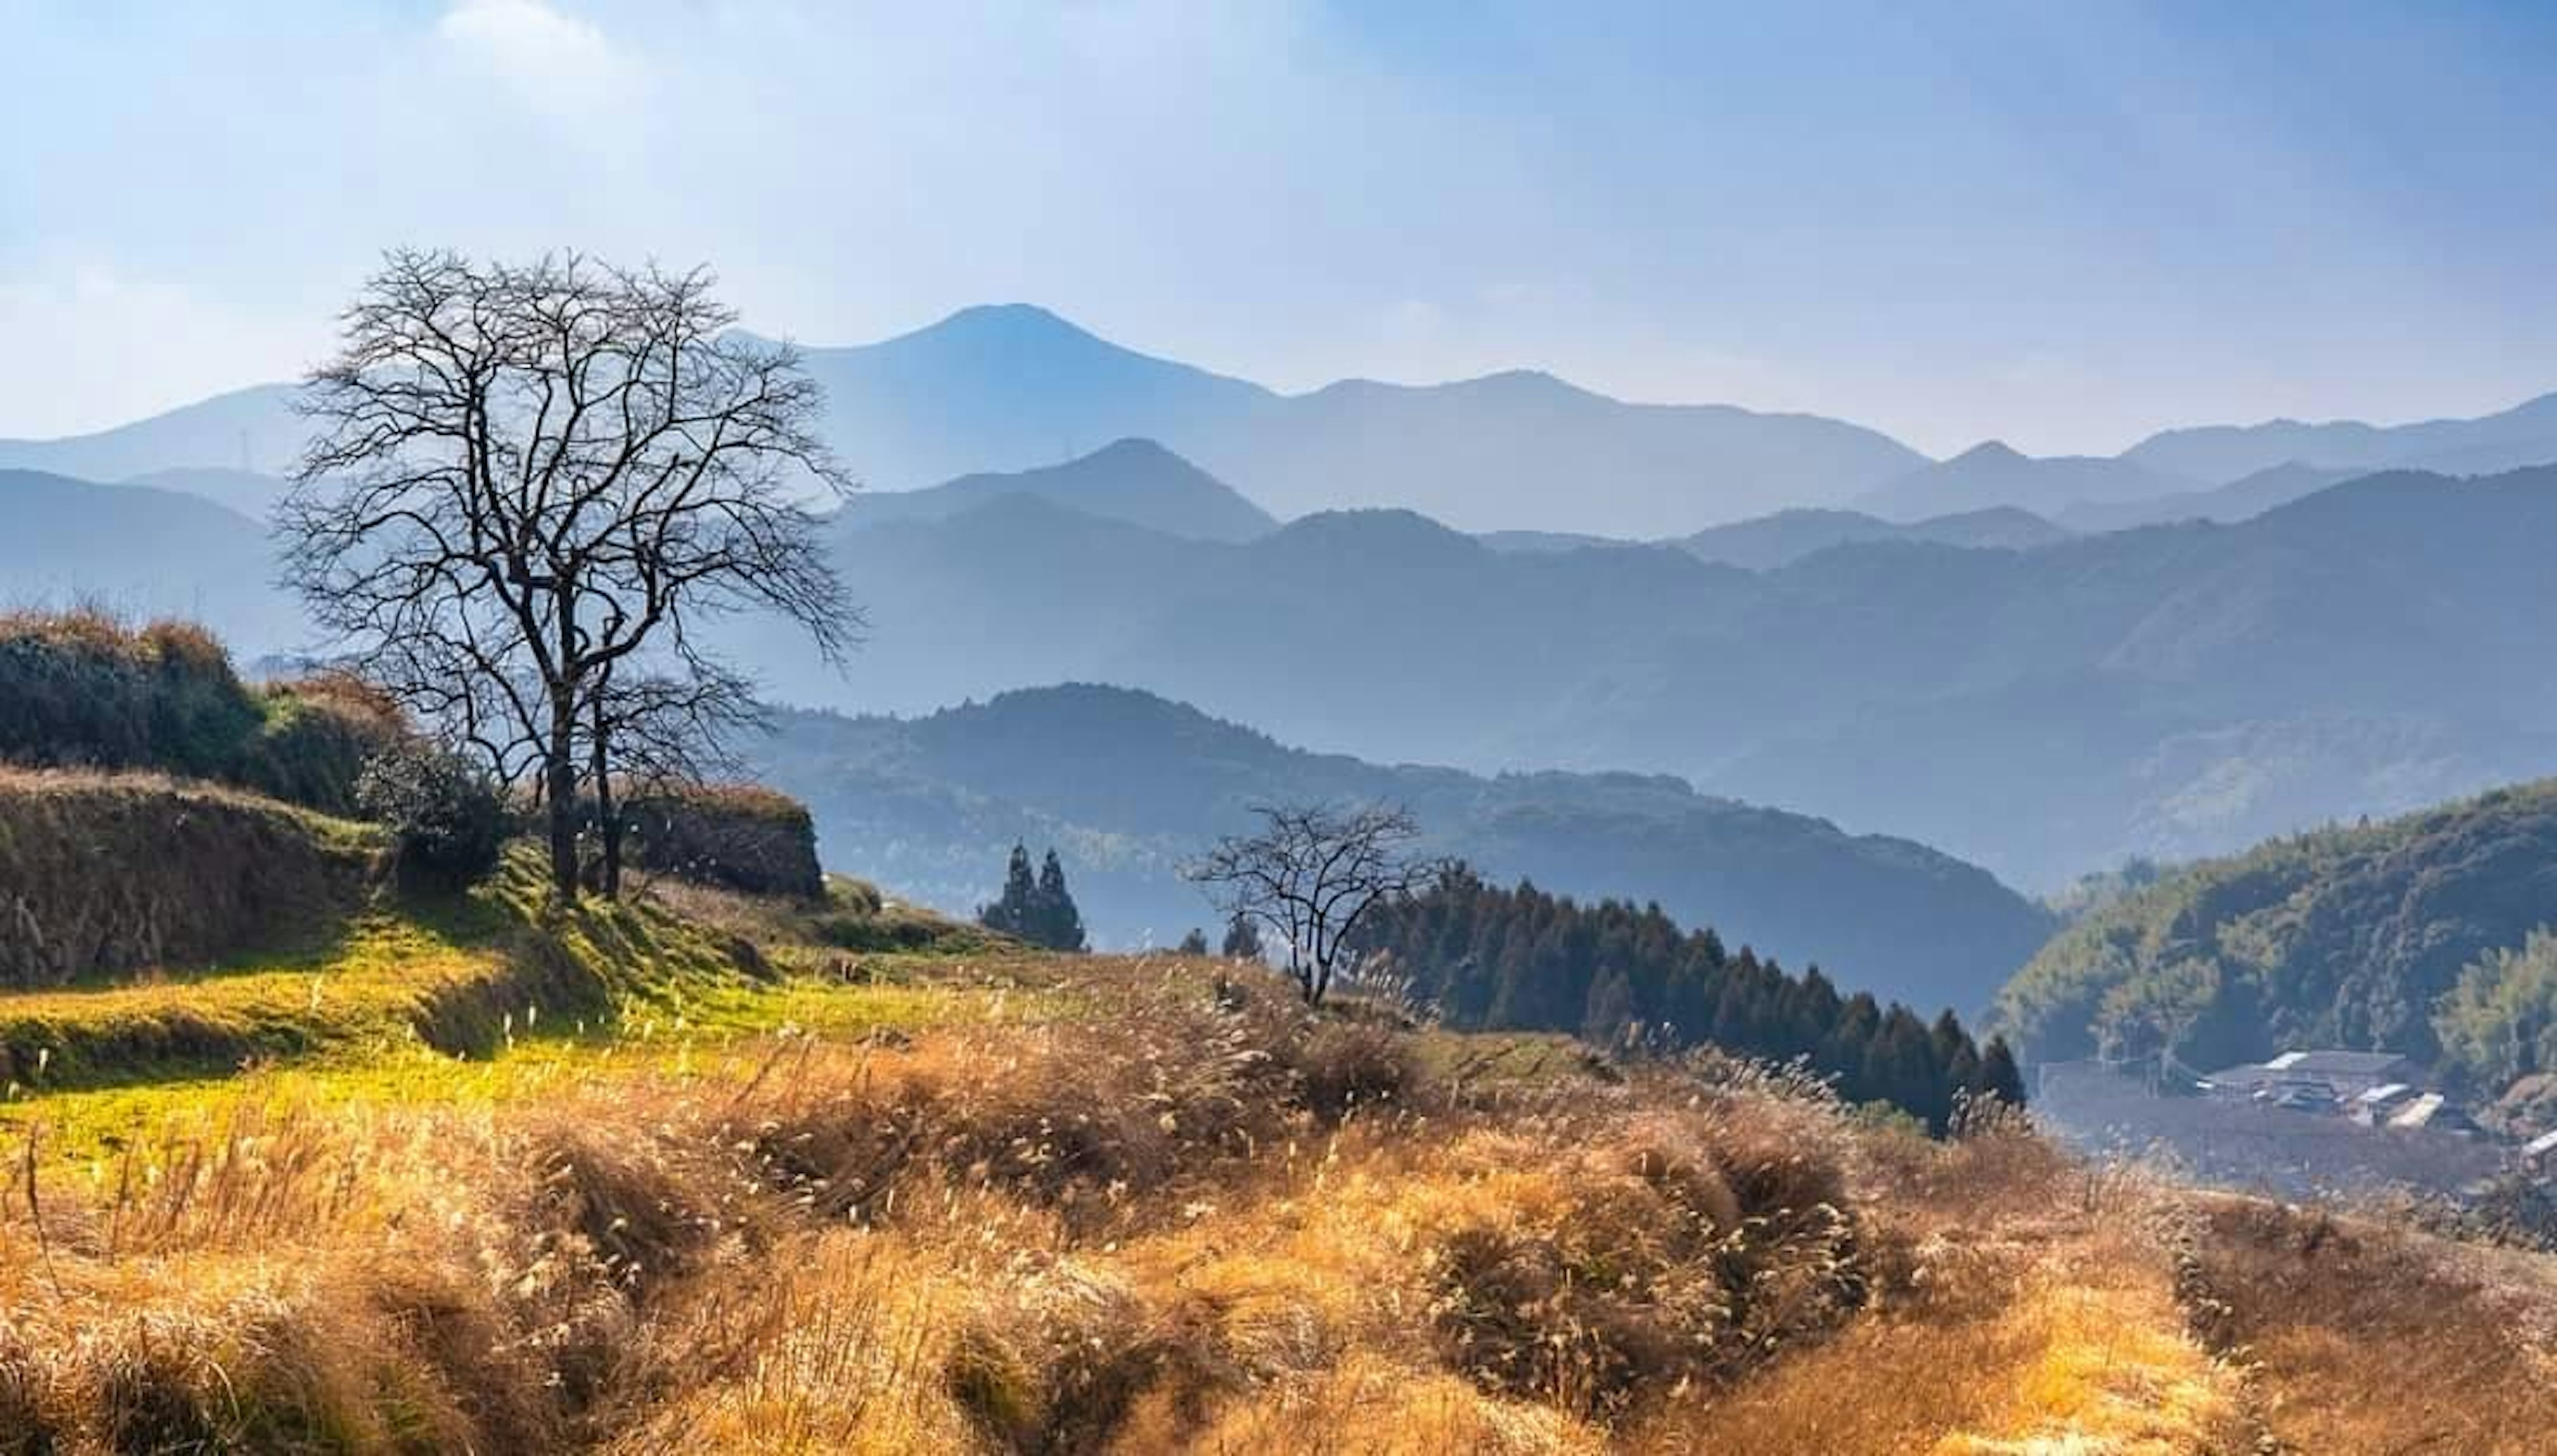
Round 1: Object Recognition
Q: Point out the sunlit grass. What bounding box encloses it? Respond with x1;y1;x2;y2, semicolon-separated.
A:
0;853;2545;1452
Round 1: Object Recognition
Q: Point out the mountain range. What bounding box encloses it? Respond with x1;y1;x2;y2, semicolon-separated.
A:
1673;504;2074;569
746;684;2053;1014
2122;391;2557;483
0;469;302;644
730;464;2557;889
836;437;1276;543
11;447;2557;893
1857;441;2198;521
13;304;2557;535
9;308;2557;897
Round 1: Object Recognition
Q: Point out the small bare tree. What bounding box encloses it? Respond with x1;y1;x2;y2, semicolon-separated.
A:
581;651;763;897
1187;803;1448;1005
279;249;856;899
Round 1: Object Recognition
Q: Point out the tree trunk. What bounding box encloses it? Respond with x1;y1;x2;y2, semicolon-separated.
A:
591;691;621;899
546;686;581;901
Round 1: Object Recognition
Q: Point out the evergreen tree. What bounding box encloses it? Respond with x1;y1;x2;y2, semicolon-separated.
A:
1972;1035;2027;1108
1221;913;1263;960
1034;849;1088;952
977;843;1040;939
1349;869;2018;1130
1177;927;1210;956
1583;967;1636;1045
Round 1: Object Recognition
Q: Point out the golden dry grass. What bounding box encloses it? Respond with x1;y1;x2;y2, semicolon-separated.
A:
0;921;2544;1453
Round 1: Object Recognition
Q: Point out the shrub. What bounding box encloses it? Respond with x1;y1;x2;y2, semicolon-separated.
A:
233;675;411;816
357;748;509;889
0;612;412;812
623;784;824;899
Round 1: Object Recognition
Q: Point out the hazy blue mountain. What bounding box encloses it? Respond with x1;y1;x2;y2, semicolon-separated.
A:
1477;529;1631;554
710;467;2557;890
1175;369;1925;535
1856;441;2198;521
749;684;2053;1013
2054;461;2361;533
836;437;1275;542
0;385;303;482
11;457;2555;891
19;304;1926;538
1675;505;2071;570
0;470;300;648
122;466;294;521
2123;391;2557;483
783;304;1273;490
794;308;1927;533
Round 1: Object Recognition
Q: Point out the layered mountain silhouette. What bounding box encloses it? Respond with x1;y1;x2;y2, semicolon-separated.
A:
748;684;2052;1013
1856;441;2199;521
792;306;1927;533
2052;461;2362;533
0;385;302;483
2122;391;2557;483
17;306;2557;533
0;306;1923;537
0;469;302;644
836;437;1276;543
1674;505;2072;569
719;465;2557;887
11;452;2556;889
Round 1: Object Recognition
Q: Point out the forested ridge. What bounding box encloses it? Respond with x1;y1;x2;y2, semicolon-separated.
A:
1358;869;2023;1130
1996;778;2557;1082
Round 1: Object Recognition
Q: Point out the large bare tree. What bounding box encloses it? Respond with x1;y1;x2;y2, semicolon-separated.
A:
1187;803;1448;1005
280;249;854;899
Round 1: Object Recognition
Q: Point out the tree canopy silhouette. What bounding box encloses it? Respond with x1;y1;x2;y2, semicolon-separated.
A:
278;249;855;899
1188;802;1447;1005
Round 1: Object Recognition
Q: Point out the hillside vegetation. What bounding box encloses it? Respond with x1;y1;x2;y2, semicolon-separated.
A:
0;609;402;814
28;445;2557;893
748;685;2052;1013
0;696;2546;1449
2;848;2548;1451
718;464;2557;889
1996;778;2557;1083
1356;871;2024;1132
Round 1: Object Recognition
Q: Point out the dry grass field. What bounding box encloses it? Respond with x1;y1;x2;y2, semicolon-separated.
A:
1;945;2548;1451
0;787;2549;1451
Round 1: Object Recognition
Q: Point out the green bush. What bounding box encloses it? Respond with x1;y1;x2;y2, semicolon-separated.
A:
0;612;410;814
623;784;824;899
357;748;509;889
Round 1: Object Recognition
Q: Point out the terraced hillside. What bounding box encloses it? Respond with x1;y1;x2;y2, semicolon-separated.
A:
0;767;2549;1452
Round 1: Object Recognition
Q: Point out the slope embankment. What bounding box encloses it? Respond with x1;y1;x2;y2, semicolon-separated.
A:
0;769;376;989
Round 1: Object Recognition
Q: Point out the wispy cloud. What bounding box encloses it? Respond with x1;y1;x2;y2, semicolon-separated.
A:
435;0;639;111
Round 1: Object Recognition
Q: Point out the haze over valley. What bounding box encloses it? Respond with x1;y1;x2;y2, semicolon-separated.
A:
11;305;2556;902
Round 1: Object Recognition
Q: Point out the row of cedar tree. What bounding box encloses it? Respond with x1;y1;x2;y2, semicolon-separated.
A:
1354;869;2024;1132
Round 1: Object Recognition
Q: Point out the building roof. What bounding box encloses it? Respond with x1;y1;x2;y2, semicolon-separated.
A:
2526;1128;2557;1158
2207;1051;2412;1086
2354;1082;2415;1104
2267;1050;2411;1075
2387;1092;2467;1129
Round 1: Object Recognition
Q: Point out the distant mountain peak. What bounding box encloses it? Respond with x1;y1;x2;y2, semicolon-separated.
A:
840;436;1276;543
1080;436;1187;465
896;302;1115;353
1952;439;2028;464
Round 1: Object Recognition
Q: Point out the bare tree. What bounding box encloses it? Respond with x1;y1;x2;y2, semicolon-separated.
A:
1187;803;1448;1005
279;249;856;899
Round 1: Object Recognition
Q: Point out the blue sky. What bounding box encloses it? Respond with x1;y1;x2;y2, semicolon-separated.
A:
4;1;2554;454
